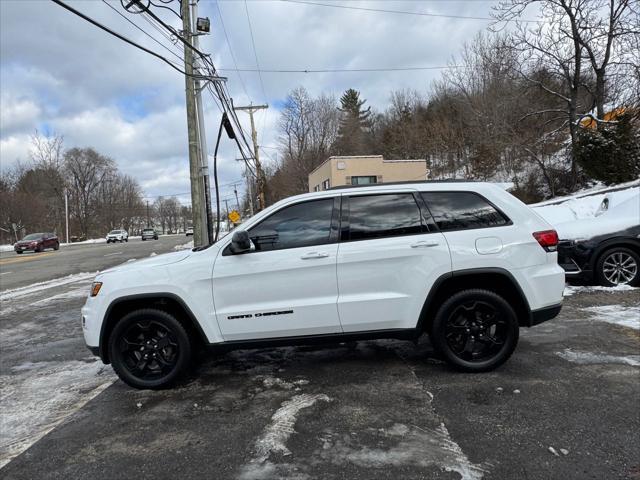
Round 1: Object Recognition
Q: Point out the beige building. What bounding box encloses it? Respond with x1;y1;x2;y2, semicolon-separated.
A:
308;155;428;192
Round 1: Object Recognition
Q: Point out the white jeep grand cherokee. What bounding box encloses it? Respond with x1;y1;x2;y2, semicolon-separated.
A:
83;182;564;389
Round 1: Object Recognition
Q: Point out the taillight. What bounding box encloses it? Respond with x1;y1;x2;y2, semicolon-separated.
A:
533;230;559;252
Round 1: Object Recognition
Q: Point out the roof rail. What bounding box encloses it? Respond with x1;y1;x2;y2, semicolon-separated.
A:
328;179;477;191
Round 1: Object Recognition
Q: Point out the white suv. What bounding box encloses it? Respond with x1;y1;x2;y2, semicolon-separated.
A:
106;230;128;243
83;182;564;389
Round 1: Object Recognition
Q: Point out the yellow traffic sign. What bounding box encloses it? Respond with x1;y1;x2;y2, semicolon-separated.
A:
228;210;241;223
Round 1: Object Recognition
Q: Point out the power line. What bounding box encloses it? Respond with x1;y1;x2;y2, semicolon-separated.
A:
218;65;466;73
243;0;268;103
100;0;184;63
216;1;251;102
279;0;539;23
50;0;199;78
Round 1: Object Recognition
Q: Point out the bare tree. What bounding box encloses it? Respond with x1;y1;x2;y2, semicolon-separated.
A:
64;148;115;237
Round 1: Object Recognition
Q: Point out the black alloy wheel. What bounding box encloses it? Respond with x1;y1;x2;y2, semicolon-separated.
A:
431;289;519;372
109;309;191;389
597;247;640;287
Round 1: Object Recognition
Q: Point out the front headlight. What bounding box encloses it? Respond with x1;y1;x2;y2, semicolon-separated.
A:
90;282;103;297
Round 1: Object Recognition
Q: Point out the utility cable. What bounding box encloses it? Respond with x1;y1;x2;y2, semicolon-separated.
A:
51;0;201;78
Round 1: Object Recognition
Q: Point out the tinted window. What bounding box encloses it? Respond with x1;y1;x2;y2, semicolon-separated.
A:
348;194;423;241
248;199;335;251
422;192;508;231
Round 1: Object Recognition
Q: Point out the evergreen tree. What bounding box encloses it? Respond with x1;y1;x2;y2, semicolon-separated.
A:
575;113;640;185
334;89;373;156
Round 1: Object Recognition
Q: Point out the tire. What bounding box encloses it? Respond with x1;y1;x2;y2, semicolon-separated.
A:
142;238;146;241
125;238;128;243
36;245;43;253
108;309;192;389
53;242;60;251
16;250;23;254
430;289;519;373
596;247;640;287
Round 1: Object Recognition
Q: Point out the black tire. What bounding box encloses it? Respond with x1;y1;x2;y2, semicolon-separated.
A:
430;289;519;372
36;245;43;253
53;242;60;251
142;238;146;241
125;238;128;243
108;309;192;389
596;247;640;287
16;250;23;254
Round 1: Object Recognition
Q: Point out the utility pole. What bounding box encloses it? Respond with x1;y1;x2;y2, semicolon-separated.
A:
64;188;69;244
181;0;206;246
223;199;230;231
190;0;213;245
233;104;268;211
146;200;150;228
236;158;255;216
233;183;240;210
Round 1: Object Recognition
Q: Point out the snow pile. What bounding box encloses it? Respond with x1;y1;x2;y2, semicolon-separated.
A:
173;240;194;251
531;181;639;240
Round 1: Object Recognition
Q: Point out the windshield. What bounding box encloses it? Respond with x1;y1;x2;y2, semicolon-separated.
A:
108;230;121;234
22;233;43;240
143;229;154;232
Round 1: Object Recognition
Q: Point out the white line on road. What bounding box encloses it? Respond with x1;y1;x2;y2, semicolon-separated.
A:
0;272;12;276
103;252;123;257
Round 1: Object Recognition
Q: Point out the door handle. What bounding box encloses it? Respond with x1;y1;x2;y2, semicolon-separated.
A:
301;252;330;259
410;240;439;248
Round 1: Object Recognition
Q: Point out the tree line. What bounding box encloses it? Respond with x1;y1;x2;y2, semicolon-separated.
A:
0;133;191;244
265;0;639;204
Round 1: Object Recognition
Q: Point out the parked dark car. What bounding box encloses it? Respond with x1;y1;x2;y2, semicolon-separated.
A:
558;225;640;286
14;233;60;254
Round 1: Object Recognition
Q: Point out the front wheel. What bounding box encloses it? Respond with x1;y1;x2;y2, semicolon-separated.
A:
108;309;192;389
430;289;519;372
53;242;60;251
596;247;639;287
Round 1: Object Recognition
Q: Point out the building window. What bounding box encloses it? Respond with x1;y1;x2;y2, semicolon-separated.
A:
313;185;320;192
351;176;377;185
322;179;331;190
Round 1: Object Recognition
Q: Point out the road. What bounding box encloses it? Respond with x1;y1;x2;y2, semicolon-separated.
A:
0;235;191;291
0;244;638;479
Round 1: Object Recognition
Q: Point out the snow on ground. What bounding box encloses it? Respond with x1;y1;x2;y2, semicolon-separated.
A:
531;182;639;240
0;272;96;302
556;349;640;367
0;359;115;468
583;304;640;330
563;284;637;297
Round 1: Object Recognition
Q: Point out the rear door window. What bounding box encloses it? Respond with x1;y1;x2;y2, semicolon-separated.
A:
421;192;509;231
346;193;424;241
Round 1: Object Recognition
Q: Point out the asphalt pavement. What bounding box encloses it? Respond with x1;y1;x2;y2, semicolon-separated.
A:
0;235;191;291
0;246;638;480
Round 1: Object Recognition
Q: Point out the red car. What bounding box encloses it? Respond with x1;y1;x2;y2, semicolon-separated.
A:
14;233;60;254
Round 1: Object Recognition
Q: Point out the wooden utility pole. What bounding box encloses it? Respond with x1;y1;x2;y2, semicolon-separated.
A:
233;104;268;211
181;0;206;246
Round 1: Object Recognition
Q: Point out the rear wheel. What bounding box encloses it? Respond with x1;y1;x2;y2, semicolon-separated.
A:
109;309;192;389
430;289;519;372
36;245;43;253
596;247;639;287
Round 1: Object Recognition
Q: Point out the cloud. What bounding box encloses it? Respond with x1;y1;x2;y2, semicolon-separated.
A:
0;0;498;200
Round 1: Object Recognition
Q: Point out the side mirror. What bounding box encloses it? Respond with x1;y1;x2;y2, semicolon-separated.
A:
229;230;251;254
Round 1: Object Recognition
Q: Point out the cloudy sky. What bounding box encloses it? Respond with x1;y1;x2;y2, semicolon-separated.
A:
1;0;512;205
